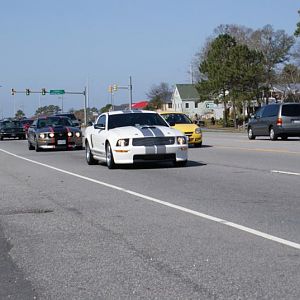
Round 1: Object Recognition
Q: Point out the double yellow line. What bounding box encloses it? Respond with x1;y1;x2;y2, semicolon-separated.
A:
216;145;300;155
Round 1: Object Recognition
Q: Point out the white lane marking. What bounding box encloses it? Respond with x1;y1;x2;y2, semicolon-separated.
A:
271;170;300;176
1;148;300;250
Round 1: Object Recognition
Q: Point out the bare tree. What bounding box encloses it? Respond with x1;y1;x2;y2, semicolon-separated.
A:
146;82;172;102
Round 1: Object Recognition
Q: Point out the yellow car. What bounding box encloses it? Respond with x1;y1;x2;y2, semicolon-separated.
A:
160;112;202;147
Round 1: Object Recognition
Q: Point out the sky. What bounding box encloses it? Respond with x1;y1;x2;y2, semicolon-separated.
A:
0;0;299;117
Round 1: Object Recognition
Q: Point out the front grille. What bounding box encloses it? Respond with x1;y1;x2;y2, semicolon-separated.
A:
132;137;175;146
185;132;193;136
54;132;67;139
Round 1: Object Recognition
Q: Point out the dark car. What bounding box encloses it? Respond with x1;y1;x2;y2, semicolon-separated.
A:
247;103;300;140
27;116;83;151
54;113;81;127
0;119;26;140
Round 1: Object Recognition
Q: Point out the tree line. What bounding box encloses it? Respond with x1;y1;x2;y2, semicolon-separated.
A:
147;11;300;127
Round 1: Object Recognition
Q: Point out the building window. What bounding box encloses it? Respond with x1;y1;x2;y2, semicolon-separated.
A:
168;103;172;109
185;103;189;108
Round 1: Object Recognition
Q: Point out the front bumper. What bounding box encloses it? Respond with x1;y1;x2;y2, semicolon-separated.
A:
186;133;202;144
112;144;188;164
37;137;82;149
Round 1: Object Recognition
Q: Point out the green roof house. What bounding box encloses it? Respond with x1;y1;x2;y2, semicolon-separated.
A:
171;84;224;119
172;84;200;115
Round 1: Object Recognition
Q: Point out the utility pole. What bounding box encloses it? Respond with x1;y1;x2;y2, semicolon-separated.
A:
129;76;133;109
84;86;87;127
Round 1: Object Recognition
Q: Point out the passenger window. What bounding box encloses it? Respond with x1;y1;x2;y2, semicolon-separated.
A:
282;104;300;117
97;115;106;128
262;105;279;117
256;107;264;118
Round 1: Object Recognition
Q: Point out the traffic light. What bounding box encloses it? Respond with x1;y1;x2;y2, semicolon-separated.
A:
25;89;30;96
108;85;113;93
113;84;118;92
11;88;16;96
41;88;46;95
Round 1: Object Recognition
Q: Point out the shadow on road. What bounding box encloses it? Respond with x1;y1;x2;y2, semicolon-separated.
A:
114;160;206;170
189;144;213;149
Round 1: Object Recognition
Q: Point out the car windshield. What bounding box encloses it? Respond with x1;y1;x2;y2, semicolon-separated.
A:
282;104;300;117
162;113;192;124
20;119;34;125
38;117;73;128
1;121;21;128
108;112;168;130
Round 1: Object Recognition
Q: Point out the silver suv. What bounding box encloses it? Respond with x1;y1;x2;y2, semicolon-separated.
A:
247;103;300;140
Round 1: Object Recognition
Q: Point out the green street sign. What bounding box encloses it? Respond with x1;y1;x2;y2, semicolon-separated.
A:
50;89;65;95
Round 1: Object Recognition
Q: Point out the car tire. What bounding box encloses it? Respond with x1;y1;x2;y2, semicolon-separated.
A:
248;127;256;140
35;143;41;152
28;141;34;150
106;142;116;169
34;137;41;152
269;127;278;141
173;160;187;167
0;136;3;141
86;142;97;165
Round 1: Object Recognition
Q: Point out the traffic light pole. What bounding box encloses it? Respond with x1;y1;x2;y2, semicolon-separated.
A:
110;76;133;110
11;87;88;126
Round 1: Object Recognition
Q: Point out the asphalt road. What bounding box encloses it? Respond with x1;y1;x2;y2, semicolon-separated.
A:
0;132;299;299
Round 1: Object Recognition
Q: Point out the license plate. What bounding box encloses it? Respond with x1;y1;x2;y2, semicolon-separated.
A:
57;140;66;145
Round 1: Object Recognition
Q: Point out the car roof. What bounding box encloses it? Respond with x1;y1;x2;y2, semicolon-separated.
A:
55;113;75;116
37;116;70;120
107;110;157;116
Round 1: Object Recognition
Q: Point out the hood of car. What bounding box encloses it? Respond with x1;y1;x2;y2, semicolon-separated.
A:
110;125;182;138
171;123;198;133
37;125;80;133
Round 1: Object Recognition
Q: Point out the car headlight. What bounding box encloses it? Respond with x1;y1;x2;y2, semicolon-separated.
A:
177;136;187;145
39;133;46;139
75;132;81;138
49;132;55;138
116;139;129;147
195;127;202;134
67;132;73;137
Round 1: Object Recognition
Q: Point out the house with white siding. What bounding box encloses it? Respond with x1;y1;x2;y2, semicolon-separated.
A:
171;84;224;119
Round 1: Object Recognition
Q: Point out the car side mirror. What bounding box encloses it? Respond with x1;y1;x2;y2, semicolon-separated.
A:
168;121;175;126
94;124;105;130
